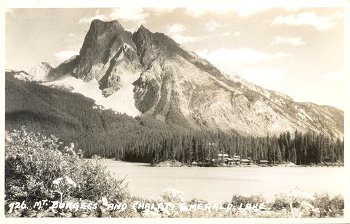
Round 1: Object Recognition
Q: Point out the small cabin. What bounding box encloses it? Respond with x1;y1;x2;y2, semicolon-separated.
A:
233;155;240;160
258;160;270;165
240;158;251;165
218;153;229;159
233;155;240;165
226;157;234;165
217;153;229;163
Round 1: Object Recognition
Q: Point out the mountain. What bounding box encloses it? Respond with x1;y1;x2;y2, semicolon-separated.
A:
29;62;53;81
5;71;178;158
21;19;344;138
5;72;344;164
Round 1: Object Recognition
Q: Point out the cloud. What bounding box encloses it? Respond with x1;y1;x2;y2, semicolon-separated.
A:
233;31;241;37
109;8;149;25
271;36;305;46
64;33;83;43
219;31;241;37
184;7;262;18
79;8;149;27
183;2;301;18
240;67;286;82
171;31;243;43
184;8;222;18
166;24;241;43
205;21;222;31
233;5;278;17
167;23;186;35
54;50;79;62
272;11;343;30
171;34;201;44
165;23;201;44
321;71;344;81
231;3;300;17
221;32;232;37
79;14;110;24
196;48;292;71
185;7;250;17
233;67;287;92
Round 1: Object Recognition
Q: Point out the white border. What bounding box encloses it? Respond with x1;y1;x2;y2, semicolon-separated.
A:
1;0;349;223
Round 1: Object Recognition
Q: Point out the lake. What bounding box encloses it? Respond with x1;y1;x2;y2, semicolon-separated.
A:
100;160;344;203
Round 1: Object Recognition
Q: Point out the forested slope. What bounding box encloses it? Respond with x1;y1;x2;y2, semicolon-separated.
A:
5;73;343;165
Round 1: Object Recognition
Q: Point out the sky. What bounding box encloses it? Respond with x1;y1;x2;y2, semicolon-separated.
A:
4;0;348;110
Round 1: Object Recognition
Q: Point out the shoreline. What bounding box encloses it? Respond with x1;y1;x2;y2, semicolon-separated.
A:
91;158;344;168
93;159;344;168
147;160;343;168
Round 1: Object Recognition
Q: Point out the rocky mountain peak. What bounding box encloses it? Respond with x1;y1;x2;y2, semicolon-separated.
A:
76;19;137;82
138;24;149;32
91;18;122;27
37;19;343;138
88;19;126;37
80;19;135;54
40;62;53;71
132;24;190;67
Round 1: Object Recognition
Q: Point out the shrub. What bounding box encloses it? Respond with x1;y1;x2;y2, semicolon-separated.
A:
70;158;128;202
272;189;313;210
5;127;128;216
313;192;344;217
154;160;183;167
161;188;185;204
230;194;266;207
5;127;66;204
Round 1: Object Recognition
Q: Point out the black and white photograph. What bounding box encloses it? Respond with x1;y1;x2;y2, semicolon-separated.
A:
2;0;349;222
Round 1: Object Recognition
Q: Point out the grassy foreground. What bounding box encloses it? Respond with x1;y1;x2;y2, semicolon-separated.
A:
5;128;344;218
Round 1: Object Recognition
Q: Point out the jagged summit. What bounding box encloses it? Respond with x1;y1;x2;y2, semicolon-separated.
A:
138;24;149;32
77;19;138;83
23;19;343;138
90;19;125;31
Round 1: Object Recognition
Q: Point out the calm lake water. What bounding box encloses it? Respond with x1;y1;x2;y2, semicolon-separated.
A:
100;160;344;202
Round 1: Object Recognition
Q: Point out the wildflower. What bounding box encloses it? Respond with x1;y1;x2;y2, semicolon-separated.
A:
101;196;108;206
141;209;161;218
276;189;314;218
52;176;77;202
161;188;185;203
53;176;76;188
5;135;13;143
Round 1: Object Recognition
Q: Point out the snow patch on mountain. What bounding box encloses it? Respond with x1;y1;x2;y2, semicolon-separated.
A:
22;19;342;138
43;75;141;117
13;71;33;81
29;62;53;81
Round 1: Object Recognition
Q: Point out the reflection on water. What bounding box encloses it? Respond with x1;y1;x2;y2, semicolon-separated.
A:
100;159;344;203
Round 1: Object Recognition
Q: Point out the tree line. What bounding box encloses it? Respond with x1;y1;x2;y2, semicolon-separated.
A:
77;129;343;165
6;73;344;165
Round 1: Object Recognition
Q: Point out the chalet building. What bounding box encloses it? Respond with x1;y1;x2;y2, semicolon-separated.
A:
226;157;233;165
258;160;270;166
232;155;240;165
200;153;253;166
240;158;251;165
217;153;229;161
191;161;198;167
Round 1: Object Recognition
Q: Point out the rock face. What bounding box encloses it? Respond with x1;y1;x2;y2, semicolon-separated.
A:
76;20;141;97
38;19;344;138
